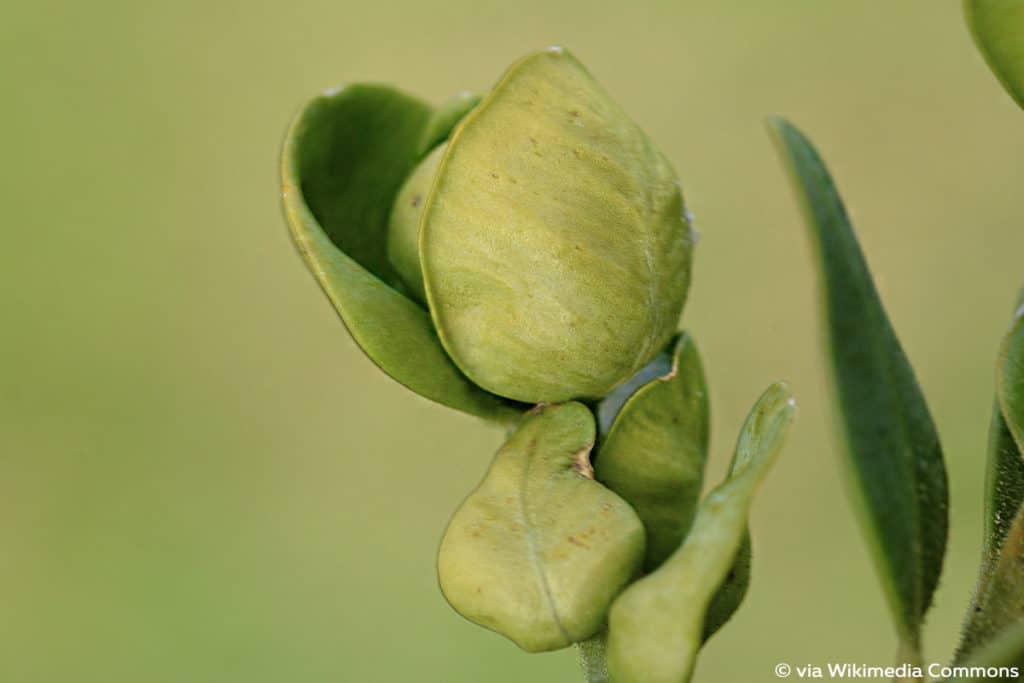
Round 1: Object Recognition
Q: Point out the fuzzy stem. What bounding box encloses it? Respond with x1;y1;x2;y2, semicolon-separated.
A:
577;632;610;683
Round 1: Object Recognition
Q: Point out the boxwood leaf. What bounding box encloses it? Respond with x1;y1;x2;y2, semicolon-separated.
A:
419;47;693;404
437;402;645;652
593;332;749;642
964;0;1024;111
605;382;795;683
768;117;949;655
594;333;710;570
281;85;519;421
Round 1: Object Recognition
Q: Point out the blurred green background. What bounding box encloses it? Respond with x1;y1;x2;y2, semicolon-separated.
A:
3;1;1023;681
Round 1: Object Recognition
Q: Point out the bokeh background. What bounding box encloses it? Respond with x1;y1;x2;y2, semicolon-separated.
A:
3;1;1023;681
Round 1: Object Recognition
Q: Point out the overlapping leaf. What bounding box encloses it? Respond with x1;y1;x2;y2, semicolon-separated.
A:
593;332;749;641
595;333;710;570
420;47;692;403
280;85;518;420
606;382;795;683
437;402;644;652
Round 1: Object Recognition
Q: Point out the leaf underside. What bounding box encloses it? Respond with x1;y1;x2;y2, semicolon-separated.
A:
768;117;949;653
280;84;518;420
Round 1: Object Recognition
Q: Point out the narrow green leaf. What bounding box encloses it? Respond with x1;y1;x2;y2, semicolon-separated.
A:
768;117;949;654
606;382;796;683
437;403;645;652
964;0;1024;111
281;85;519;420
960;297;1024;659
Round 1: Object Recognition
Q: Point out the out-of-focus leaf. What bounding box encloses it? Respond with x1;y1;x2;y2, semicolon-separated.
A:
605;382;795;683
960;298;1024;659
964;0;1024;110
281;85;519;420
437;402;644;652
768;117;948;656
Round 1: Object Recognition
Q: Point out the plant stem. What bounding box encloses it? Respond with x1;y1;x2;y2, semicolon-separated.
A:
576;632;610;683
896;638;924;683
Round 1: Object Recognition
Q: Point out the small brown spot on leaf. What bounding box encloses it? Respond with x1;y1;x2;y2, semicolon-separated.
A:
411;194;422;208
572;448;594;479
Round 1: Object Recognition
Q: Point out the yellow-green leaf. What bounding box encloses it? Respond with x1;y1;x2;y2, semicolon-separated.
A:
964;0;1024;110
594;333;709;570
281;85;518;420
605;382;795;683
420;47;692;403
437;402;644;652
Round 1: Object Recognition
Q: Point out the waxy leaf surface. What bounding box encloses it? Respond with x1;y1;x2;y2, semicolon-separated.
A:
281;85;516;420
595;333;709;570
606;382;795;683
421;47;692;403
438;402;644;652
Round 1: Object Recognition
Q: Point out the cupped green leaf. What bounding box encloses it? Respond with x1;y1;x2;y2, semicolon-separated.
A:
594;333;709;570
964;0;1024;111
420;47;693;404
281;85;518;420
960;298;1024;659
386;142;446;303
768;117;949;655
606;382;796;683
416;90;481;157
437;402;645;652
